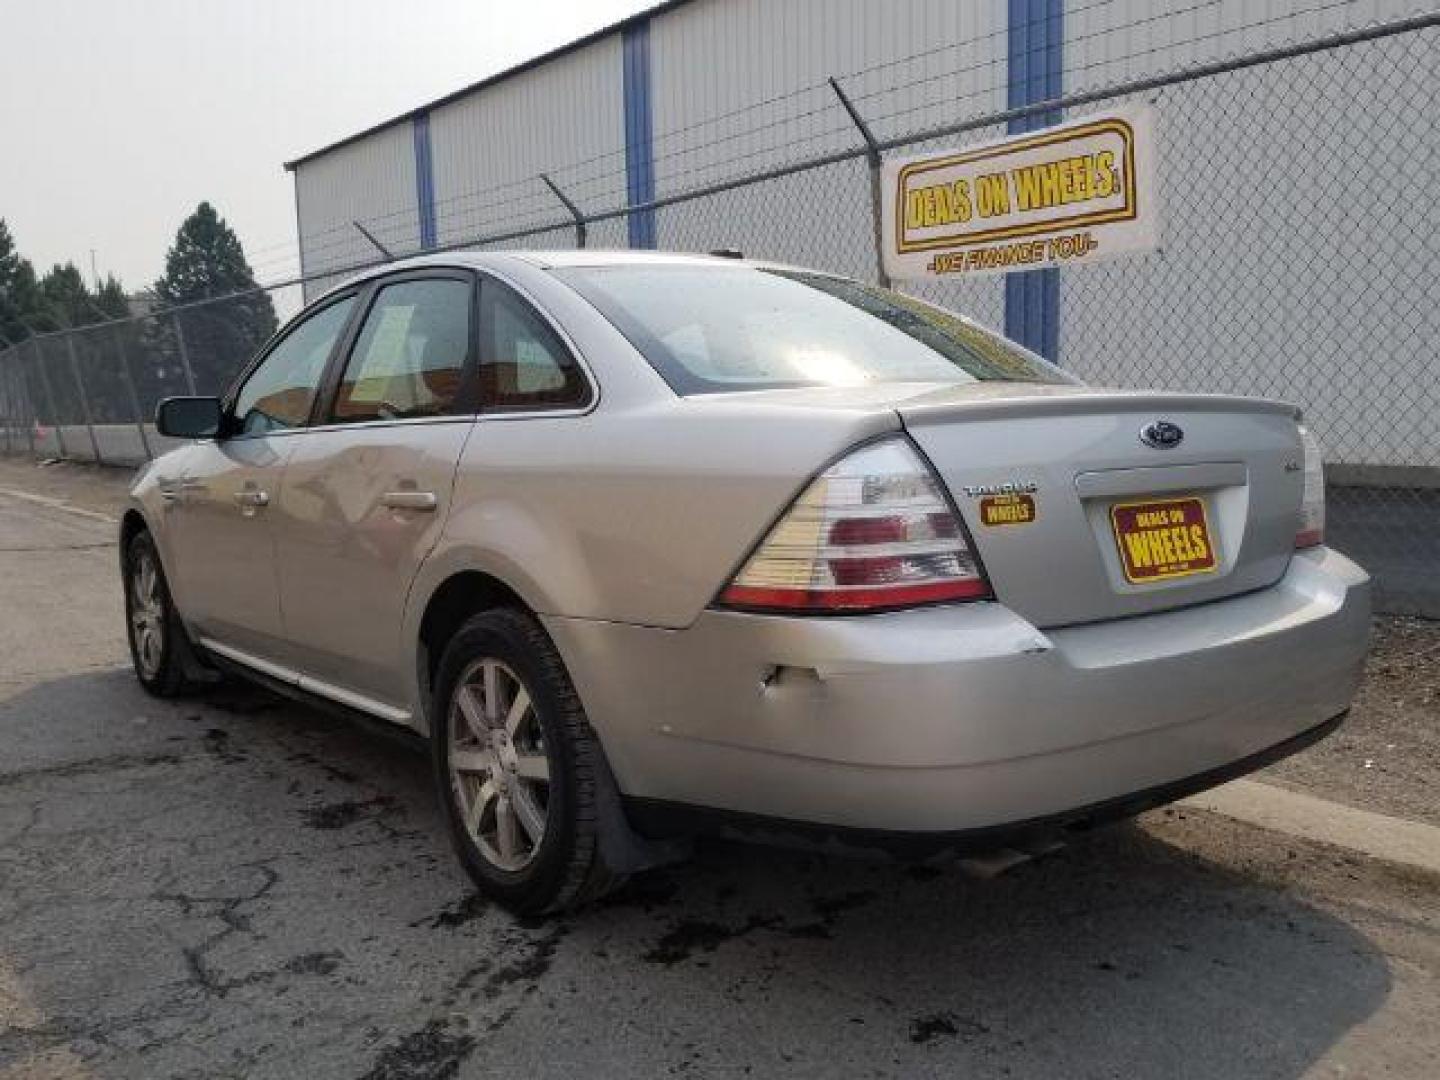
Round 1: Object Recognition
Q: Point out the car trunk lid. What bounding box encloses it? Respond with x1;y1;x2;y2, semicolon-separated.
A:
898;384;1306;628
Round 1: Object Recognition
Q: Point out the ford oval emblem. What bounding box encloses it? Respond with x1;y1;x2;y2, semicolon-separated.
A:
1139;419;1184;449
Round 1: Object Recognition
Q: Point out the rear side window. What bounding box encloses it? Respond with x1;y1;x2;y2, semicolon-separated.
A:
555;265;1072;395
233;295;355;434
330;278;472;423
480;280;591;412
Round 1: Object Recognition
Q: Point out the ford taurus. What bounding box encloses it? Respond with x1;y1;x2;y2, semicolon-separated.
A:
122;251;1370;913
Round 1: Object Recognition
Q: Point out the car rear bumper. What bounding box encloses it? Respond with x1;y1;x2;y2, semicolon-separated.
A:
544;546;1370;835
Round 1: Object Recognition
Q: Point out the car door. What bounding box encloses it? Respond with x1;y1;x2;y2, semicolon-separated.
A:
162;292;358;663
269;271;479;715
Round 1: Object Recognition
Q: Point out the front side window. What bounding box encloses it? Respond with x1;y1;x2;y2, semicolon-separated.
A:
554;265;1073;395
480;280;591;411
330;278;472;423
232;296;355;434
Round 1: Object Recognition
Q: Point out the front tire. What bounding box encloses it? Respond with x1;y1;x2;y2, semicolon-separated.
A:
123;530;198;697
432;609;624;914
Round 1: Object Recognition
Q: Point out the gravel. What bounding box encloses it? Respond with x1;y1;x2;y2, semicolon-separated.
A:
1262;614;1440;826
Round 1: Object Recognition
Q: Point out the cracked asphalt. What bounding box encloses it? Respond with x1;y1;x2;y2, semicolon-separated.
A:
1;476;1438;1079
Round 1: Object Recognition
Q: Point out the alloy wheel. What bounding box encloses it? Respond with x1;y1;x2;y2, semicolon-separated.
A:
447;658;552;872
129;550;165;679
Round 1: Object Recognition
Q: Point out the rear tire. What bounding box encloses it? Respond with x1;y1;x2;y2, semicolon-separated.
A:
123;530;199;698
432;608;625;915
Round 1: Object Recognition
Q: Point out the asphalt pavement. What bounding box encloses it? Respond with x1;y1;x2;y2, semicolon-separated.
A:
1;481;1437;1079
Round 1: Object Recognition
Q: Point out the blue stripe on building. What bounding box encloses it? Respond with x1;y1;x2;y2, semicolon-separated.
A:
413;112;437;250
1005;0;1063;362
622;20;657;249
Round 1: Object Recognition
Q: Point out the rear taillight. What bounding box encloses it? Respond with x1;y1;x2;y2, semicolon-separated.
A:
1295;425;1325;548
717;437;990;613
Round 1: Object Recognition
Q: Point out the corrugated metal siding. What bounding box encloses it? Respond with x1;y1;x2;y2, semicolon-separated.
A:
647;0;1006;196
645;0;1008;327
428;36;625;251
294;122;418;297
1058;7;1437;465
285;0;1431;463
1064;0;1419;91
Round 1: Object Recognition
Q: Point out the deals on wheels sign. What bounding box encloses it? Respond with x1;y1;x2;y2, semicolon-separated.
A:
882;105;1159;281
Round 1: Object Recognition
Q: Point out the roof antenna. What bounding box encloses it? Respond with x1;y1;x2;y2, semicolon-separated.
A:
708;247;744;259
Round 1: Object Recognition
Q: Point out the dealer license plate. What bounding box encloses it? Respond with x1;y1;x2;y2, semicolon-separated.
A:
1110;497;1218;583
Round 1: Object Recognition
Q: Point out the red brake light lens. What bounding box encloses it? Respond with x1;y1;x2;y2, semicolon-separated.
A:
717;438;990;613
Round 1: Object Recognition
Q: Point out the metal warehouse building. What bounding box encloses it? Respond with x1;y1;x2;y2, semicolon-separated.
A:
285;0;1434;475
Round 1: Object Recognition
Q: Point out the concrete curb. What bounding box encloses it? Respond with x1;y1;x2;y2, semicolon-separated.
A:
1181;778;1440;875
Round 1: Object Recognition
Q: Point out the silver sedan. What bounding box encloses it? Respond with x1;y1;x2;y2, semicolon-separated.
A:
122;251;1370;913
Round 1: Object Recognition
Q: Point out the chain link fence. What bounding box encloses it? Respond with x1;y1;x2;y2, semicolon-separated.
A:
1;13;1435;613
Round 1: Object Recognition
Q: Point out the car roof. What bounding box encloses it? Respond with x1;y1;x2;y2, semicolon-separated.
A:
307;249;824;307
326;248;771;281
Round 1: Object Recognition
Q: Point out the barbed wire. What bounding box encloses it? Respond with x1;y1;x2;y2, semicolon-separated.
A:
228;0;1377;280
4;9;1432;340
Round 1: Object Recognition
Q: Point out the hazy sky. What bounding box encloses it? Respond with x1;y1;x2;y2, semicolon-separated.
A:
1;0;651;292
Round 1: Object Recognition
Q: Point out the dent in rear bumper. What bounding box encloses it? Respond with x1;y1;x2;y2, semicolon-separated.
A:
545;546;1370;833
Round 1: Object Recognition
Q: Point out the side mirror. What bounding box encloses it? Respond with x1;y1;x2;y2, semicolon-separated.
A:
155;396;223;439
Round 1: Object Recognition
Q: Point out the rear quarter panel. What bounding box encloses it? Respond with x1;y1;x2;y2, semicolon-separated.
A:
416;401;900;630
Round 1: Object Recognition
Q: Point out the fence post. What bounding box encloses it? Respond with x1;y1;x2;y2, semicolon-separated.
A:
65;333;103;465
114;334;153;462
0;347;13;455
172;311;199;396
4;358;19;456
15;361;35;457
352;220;395;260
30;336;68;459
828;76;891;290
540;174;588;249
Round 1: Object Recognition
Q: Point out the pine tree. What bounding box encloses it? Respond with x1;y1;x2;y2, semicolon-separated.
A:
152;203;277;395
36;263;93;330
0;219;43;345
92;275;130;320
0;224;133;425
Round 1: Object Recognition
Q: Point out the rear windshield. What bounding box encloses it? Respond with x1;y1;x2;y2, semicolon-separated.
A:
554;265;1070;395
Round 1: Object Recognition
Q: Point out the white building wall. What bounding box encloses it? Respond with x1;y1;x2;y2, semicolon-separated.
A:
1063;0;1419;91
284;0;1432;463
1058;1;1437;466
647;0;1009;328
293;122;418;295
429;36;625;251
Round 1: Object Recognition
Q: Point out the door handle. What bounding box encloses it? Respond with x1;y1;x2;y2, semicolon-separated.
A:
381;491;438;512
233;489;270;508
160;477;207;503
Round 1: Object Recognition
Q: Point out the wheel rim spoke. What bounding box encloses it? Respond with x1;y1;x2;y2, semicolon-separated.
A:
139;628;158;669
450;748;493;775
503;687;531;737
482;661;502;722
456;684;488;742
510;785;546;842
513;752;549;782
467;777;496;837
495;797;520;860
